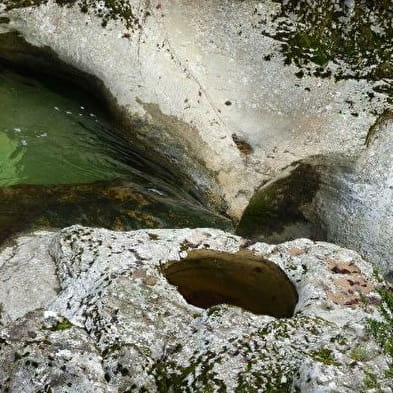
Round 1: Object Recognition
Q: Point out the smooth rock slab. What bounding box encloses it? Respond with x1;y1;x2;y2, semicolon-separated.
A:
0;231;58;325
0;226;391;392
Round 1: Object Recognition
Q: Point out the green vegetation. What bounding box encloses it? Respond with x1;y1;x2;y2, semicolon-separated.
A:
350;346;373;362
52;320;73;330
266;0;393;97
311;348;339;366
366;288;393;378
152;351;226;393
363;370;379;390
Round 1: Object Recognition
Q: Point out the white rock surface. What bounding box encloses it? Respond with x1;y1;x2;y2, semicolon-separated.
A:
0;226;391;392
0;1;393;389
2;0;393;275
307;116;393;277
0;231;58;325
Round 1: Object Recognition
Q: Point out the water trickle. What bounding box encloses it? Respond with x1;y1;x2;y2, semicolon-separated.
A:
0;67;232;240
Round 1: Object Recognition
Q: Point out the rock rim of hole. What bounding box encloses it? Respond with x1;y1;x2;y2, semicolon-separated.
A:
0;225;390;392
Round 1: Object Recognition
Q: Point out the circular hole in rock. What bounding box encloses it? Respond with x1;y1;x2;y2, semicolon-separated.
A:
162;250;298;318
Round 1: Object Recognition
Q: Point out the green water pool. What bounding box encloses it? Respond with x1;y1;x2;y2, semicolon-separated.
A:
0;66;232;240
0;68;139;186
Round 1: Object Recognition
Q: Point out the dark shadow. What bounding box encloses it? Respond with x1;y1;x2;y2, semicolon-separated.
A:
236;162;325;243
162;249;298;318
0;181;233;244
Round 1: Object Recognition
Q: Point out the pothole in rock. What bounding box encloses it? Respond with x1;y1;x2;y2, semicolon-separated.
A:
162;250;298;318
0;64;232;242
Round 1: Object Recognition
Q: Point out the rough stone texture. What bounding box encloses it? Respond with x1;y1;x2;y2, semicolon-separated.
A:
246;114;393;277
1;0;393;275
0;226;391;392
1;0;393;276
1;2;393;389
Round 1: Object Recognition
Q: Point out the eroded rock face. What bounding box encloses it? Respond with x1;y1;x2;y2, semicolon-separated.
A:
0;2;393;389
239;115;393;278
0;0;391;218
1;0;393;276
311;115;393;278
0;226;391;392
1;0;393;275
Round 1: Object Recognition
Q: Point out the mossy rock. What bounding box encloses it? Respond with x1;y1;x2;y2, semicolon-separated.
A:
266;0;393;97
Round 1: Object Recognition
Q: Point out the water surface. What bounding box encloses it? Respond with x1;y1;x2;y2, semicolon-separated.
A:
0;69;145;186
0;67;232;240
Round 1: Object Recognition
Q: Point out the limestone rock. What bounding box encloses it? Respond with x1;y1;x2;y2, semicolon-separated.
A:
0;226;391;392
311;115;393;278
0;231;59;326
1;0;393;277
239;115;393;278
0;0;390;218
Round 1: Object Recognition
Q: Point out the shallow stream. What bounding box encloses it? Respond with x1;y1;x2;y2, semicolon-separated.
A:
0;66;231;241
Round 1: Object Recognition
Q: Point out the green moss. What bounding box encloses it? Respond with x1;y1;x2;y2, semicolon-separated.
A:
52;320;72;331
350;346;373;362
236;374;292;393
152;351;226;393
266;0;393;96
311;348;339;366
366;287;393;378
4;0;138;30
236;163;320;240
207;305;224;317
363;370;379;389
330;334;347;347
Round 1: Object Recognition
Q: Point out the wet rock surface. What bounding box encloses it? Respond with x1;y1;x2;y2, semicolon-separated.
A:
0;226;391;392
0;180;232;244
0;0;390;218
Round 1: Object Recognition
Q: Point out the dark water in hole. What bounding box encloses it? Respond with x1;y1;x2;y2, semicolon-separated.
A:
0;68;232;241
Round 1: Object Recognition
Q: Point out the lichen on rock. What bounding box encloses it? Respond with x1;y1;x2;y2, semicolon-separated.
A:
1;1;393;390
4;0;139;29
265;0;393;97
0;226;391;392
